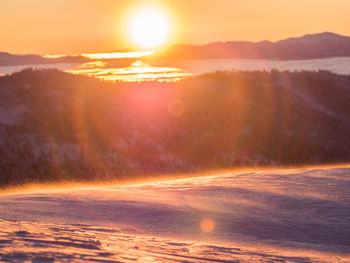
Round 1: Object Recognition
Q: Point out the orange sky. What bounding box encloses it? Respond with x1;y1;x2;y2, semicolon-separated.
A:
1;0;349;54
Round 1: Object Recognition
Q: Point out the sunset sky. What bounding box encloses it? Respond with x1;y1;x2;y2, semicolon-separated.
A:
1;0;350;54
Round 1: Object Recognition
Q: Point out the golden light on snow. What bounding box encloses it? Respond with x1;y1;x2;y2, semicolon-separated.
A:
68;60;190;82
200;218;216;233
127;7;171;49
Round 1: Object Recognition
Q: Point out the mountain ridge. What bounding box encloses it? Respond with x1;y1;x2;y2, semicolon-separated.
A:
1;32;350;66
152;32;350;60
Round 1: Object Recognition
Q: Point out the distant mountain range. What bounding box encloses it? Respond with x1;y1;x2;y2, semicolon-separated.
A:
0;52;88;67
152;32;350;60
1;32;350;67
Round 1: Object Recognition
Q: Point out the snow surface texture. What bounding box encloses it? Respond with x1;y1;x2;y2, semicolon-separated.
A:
1;167;350;262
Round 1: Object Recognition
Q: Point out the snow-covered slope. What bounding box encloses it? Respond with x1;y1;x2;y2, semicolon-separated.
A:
1;166;349;262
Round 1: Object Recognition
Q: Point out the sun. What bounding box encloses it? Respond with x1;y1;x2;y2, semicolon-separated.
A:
128;8;171;50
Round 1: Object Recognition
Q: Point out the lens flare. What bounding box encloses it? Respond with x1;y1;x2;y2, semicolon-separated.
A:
200;218;216;233
168;99;185;117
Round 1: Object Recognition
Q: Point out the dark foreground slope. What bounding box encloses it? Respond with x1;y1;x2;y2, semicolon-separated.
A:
1;69;350;187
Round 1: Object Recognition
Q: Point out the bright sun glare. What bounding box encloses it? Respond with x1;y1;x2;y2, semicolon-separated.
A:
128;8;171;50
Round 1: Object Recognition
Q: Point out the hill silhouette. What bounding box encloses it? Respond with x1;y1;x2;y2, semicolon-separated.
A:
1;69;350;187
0;52;88;67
